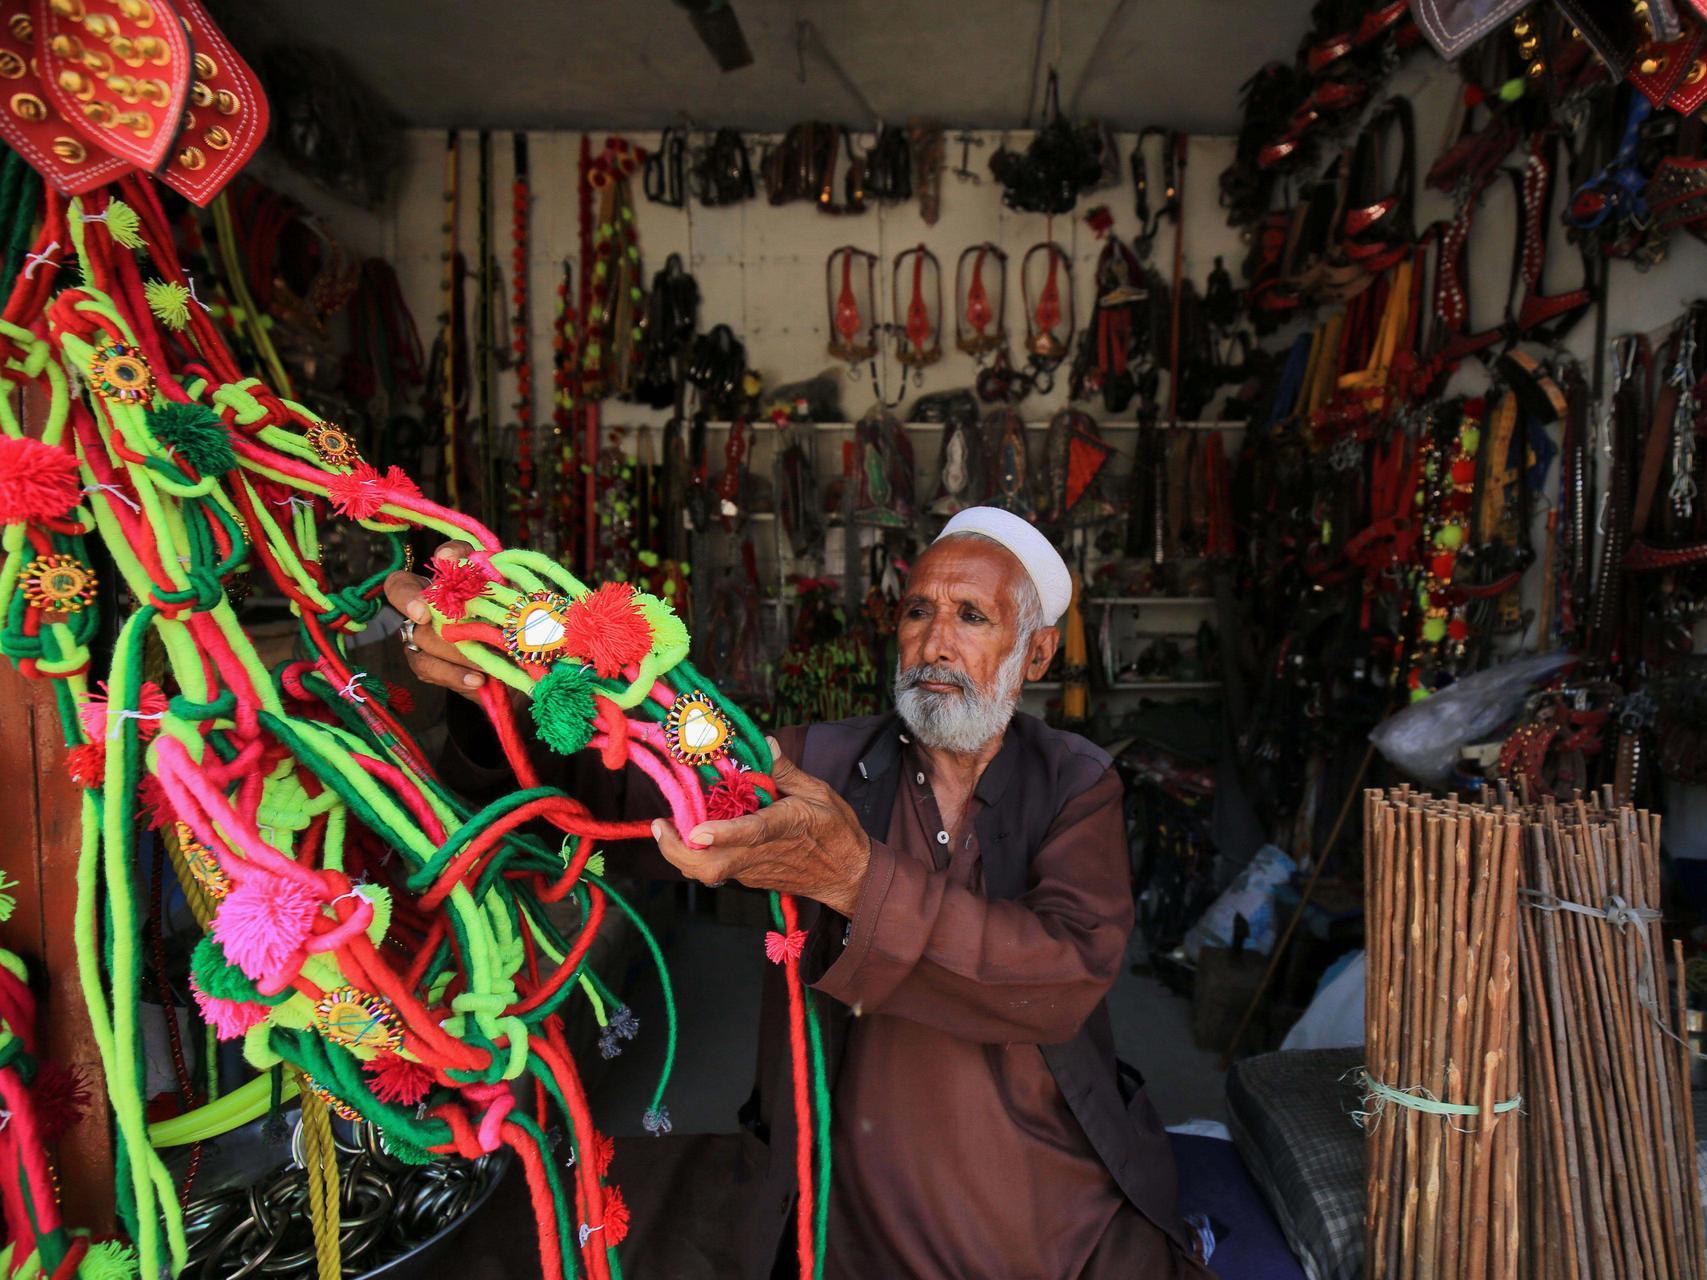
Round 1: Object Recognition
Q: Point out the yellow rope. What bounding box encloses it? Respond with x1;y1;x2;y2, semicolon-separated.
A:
296;1074;343;1279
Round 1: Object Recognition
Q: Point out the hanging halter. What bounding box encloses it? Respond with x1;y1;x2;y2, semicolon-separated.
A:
891;243;942;382
1022;240;1075;392
954;241;1008;359
825;245;879;370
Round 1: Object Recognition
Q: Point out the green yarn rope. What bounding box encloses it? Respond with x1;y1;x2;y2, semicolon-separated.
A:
0;178;829;1280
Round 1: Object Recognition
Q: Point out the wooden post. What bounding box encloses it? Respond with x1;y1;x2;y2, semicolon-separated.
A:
0;659;115;1233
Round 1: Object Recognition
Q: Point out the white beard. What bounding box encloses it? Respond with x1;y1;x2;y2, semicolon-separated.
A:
893;638;1029;753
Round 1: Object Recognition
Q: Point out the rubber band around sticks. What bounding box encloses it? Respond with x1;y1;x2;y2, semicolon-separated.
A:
1519;887;1707;1062
1348;1068;1524;1134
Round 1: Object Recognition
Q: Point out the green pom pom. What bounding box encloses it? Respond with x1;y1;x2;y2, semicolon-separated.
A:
531;663;598;755
192;935;289;1006
81;1240;139;1279
147;403;236;476
586;852;607;878
103;199;146;250
144;279;192;331
634;592;688;656
381;1132;437;1165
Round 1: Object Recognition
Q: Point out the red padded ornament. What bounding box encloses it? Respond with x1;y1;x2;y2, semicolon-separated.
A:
34;0;191;173
0;3;132;195
158;0;269;206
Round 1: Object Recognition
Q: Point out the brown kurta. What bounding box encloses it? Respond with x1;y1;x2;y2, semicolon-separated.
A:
773;726;1177;1280
440;704;1182;1278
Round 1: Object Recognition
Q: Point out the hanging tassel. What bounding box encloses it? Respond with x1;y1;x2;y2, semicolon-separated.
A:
144;280;192;331
0;871;16;922
102;199;146;249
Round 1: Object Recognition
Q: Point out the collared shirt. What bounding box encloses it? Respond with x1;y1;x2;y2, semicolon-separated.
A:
773;726;1169;1280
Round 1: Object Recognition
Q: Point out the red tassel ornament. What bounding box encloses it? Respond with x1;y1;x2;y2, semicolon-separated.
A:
562;583;653;678
0;436;83;525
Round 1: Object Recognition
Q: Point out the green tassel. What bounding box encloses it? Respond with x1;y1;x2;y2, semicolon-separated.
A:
146;402;236;476
144;279;192;331
634;592;688;656
103;199;145;249
79;1240;139;1280
585;852;606;878
0;870;15;921
530;663;598;755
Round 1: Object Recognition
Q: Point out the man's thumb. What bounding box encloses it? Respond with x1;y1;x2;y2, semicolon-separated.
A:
766;738;807;791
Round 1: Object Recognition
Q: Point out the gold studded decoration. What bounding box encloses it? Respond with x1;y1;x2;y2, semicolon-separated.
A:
88;342;154;404
303;1075;362;1122
663;691;734;764
10;92;46;122
20;554;97;612
314;987;405;1053
175;821;231;901
305;420;362;468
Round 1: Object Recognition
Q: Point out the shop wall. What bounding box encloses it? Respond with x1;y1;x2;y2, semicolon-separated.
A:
376;128;1247;428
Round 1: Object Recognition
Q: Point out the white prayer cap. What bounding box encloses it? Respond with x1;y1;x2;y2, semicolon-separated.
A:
934;507;1071;625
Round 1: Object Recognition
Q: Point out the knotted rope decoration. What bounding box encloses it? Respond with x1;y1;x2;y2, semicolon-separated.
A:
0;176;831;1280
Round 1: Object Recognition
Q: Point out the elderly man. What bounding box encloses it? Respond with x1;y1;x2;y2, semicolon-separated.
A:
385;508;1204;1279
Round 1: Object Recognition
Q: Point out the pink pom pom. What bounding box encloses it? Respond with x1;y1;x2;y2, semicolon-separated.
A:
0;436;82;525
212;875;321;982
189;977;271;1040
78;681;169;742
562;582;652;678
707;773;759;821
365;1053;435;1104
764;929;806;965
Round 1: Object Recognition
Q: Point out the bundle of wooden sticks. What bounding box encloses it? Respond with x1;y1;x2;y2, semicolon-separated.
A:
1363;788;1522;1280
1519;795;1703;1280
1362;787;1705;1280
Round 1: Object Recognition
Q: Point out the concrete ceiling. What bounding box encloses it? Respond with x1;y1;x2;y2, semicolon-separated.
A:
221;0;1311;133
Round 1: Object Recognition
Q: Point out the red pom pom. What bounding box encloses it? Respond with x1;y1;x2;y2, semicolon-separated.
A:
764;929;807;965
603;1184;630;1245
0;436;83;526
79;681;169;743
365;1053;436;1104
562;583;652;679
1463;83;1484;108
1447;618;1469;642
419;555;496;621
136;774;174;829
385;681;415;715
592;1131;615;1177
65;742;105;788
707;773;759;821
30;1060;91;1143
326;464;421;521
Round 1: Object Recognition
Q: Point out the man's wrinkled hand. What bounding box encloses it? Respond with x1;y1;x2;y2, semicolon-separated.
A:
651;737;871;916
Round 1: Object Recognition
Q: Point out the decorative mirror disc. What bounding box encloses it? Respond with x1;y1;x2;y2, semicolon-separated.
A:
503;591;571;662
664;690;733;764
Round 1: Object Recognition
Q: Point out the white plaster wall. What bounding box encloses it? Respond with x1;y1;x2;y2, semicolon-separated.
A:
381;127;1249;428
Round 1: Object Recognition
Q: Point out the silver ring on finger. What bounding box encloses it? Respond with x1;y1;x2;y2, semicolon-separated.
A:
400;620;422;653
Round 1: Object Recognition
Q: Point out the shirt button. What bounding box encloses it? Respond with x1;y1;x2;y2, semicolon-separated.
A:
915;772;926;784
936;830;949;845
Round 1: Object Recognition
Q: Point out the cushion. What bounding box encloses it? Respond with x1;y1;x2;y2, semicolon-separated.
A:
1225;1047;1367;1280
1170;1132;1307;1279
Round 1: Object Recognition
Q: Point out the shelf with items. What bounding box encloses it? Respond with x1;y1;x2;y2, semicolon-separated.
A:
1084;596;1217;606
679;419;1248;432
1024;681;1222;693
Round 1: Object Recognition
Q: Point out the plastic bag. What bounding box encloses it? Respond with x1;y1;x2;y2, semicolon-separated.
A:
1368;652;1573;785
1182;843;1296;962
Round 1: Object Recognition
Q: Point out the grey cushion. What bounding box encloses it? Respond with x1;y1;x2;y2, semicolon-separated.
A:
1226;1047;1366;1280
